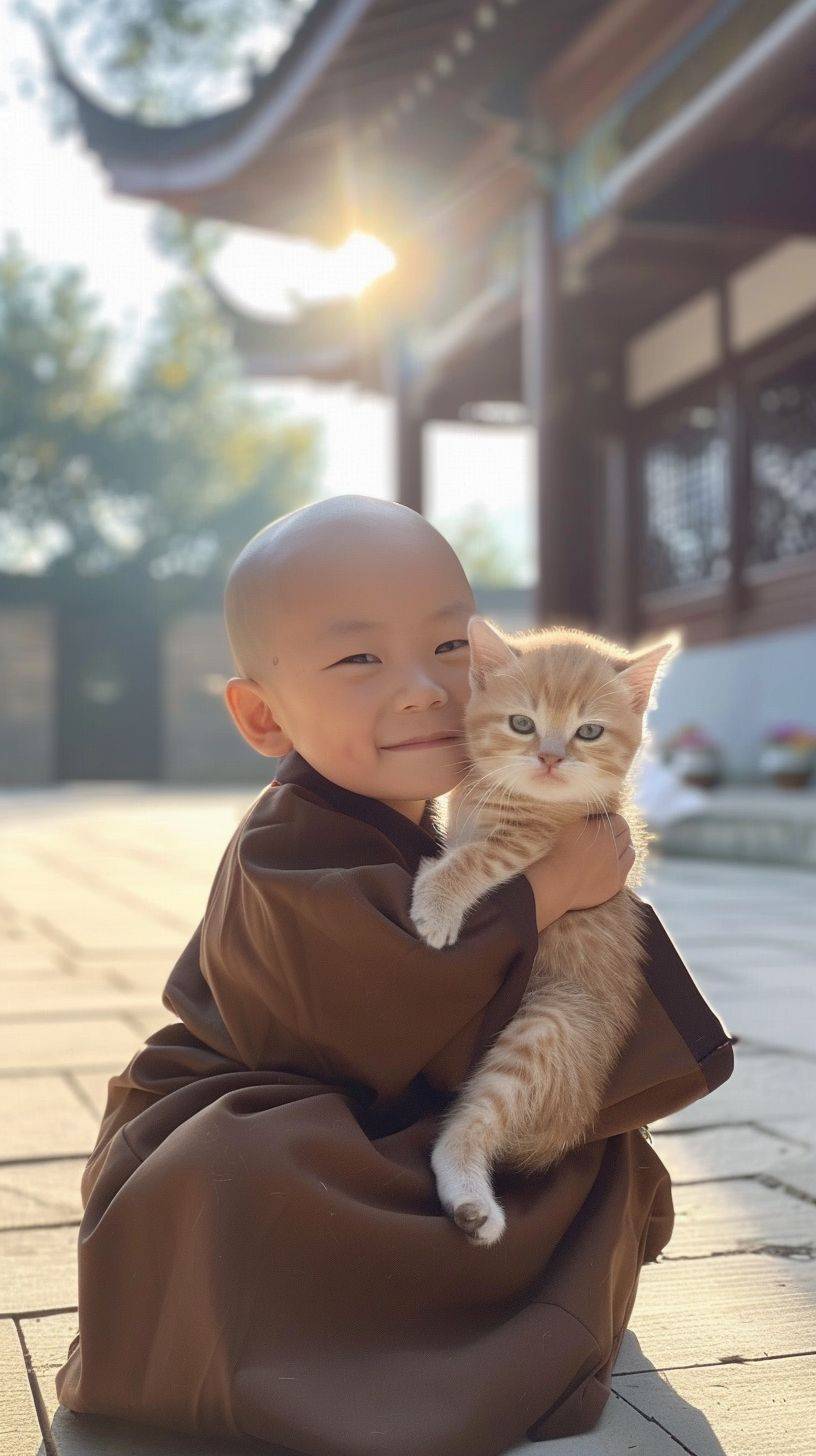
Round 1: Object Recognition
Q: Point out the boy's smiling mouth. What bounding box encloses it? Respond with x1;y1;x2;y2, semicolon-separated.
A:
383;732;460;749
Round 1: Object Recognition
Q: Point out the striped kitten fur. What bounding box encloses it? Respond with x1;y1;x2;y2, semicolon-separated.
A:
410;615;678;1246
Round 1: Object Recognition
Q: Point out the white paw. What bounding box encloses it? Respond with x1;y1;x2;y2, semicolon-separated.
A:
452;1195;506;1247
430;1140;506;1247
410;859;465;948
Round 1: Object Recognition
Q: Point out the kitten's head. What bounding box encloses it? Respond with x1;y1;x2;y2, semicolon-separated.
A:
462;616;680;808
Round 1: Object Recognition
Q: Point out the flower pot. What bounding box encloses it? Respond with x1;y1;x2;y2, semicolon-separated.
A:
758;745;814;789
668;747;721;789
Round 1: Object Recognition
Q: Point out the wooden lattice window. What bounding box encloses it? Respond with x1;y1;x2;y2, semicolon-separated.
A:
748;354;816;567
639;398;730;592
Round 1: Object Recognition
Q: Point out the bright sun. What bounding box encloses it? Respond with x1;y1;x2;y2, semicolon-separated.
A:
328;231;396;296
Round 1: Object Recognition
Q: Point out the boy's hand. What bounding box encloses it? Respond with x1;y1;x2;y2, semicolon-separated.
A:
523;814;635;931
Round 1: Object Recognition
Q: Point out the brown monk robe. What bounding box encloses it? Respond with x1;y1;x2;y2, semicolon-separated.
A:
56;748;734;1455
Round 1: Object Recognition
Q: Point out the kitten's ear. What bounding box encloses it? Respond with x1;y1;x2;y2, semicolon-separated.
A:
467;615;519;690
616;633;681;715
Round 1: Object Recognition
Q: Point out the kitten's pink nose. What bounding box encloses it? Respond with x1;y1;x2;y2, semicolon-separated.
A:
537;736;567;769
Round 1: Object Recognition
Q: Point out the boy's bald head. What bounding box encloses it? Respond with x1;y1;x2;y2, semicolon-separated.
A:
223;494;472;687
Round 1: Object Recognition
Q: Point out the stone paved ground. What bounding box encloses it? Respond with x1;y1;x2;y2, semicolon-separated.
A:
1;785;814;1456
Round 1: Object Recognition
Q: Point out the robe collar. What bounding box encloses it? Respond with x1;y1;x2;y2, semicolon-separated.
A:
270;748;445;867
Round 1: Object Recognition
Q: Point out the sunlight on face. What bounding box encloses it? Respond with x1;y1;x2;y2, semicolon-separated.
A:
274;548;474;808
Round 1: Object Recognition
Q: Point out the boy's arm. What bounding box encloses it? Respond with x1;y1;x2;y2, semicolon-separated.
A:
202;799;542;1101
523;813;635;931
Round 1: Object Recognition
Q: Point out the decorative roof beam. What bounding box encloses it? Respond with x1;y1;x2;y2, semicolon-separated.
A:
603;0;816;220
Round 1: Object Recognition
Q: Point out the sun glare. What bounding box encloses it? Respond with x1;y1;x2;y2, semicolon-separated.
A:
329;231;396;296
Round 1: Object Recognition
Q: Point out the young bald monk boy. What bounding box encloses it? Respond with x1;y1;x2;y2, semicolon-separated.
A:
56;495;734;1455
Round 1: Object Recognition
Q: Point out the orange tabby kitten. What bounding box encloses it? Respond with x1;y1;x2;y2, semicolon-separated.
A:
410;615;678;1247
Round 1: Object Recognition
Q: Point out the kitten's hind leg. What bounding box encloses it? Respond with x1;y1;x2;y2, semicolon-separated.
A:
431;1102;508;1247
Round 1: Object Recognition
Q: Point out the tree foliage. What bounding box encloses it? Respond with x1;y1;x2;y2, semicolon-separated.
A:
0;231;318;585
22;0;315;124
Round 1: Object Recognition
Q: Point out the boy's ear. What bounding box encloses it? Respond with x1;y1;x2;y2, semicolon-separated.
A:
223;678;292;758
615;633;681;716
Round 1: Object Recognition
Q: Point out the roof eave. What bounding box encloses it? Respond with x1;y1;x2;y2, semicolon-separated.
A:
42;0;376;194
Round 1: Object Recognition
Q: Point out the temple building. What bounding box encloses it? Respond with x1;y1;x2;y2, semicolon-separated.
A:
38;0;816;783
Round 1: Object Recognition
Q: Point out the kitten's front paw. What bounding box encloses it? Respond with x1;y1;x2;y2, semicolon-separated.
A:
410;858;465;948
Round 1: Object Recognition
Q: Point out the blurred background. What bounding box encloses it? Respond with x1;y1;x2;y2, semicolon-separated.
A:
2;13;815;1450
1;0;815;857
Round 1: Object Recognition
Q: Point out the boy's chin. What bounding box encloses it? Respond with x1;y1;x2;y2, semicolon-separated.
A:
391;764;467;798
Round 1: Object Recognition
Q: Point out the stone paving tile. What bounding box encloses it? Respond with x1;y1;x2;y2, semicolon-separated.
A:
0;846;184;955
0;1019;143;1075
65;956;181;988
767;1152;816;1200
761;1116;815;1149
0;1226;78;1316
0;1077;99;1162
1;977;162;1016
70;1073;115;1121
0;1159;84;1231
711;989;815;1058
667;1178;816;1260
613;1352;815;1455
0;936;67;974
651;1047;816;1131
649;1123;809;1182
0;1317;43;1456
624;1253;816;1371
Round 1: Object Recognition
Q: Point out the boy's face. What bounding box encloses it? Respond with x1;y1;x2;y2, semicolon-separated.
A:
225;525;476;819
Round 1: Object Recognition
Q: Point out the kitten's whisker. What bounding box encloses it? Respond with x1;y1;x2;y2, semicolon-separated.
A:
455;765;514;836
580;787;616;853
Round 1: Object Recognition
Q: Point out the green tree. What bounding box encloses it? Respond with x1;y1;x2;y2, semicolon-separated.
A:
22;0;314;125
0;233;120;565
0;231;317;584
442;503;522;587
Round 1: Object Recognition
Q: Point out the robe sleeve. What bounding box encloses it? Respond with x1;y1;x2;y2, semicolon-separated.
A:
590;899;735;1138
198;802;541;1103
194;785;733;1128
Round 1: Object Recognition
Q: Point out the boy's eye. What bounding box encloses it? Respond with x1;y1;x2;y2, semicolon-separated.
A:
334;639;469;667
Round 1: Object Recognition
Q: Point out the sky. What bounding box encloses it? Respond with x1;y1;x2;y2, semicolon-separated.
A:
0;1;537;584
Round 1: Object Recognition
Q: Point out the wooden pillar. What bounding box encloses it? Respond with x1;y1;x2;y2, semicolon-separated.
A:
718;281;749;636
602;433;637;642
598;345;638;642
389;331;425;515
522;192;591;625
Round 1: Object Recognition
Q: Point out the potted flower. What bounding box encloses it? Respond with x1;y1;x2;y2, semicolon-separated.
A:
758;724;816;789
662;725;722;788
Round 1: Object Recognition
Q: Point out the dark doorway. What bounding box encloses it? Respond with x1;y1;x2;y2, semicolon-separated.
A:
55;570;161;781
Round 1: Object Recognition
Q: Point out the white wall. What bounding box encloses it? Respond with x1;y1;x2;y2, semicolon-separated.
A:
645;623;816;780
626;291;720;406
625;238;816;407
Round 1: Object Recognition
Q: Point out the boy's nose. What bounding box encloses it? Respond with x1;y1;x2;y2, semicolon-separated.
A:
400;677;447;708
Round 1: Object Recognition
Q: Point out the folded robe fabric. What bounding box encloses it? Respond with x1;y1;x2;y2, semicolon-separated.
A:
55;748;735;1455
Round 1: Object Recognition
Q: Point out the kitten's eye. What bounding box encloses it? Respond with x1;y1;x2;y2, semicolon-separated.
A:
576;723;604;741
509;714;536;734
